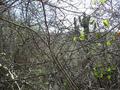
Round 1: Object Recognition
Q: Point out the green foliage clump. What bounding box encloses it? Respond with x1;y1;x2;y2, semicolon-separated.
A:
99;0;107;4
73;34;86;42
93;64;117;80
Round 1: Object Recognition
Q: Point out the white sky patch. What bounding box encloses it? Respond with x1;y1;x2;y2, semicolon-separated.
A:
10;0;119;32
51;0;95;28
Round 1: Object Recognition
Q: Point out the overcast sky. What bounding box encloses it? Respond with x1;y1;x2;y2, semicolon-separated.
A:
12;0;119;32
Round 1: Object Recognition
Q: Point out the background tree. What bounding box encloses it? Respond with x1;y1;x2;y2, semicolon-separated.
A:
0;0;120;90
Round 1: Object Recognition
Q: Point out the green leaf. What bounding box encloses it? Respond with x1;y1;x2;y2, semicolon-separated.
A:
79;34;85;40
100;73;103;78
107;67;111;72
105;40;112;46
99;0;107;4
94;71;99;78
107;75;111;80
102;19;110;28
